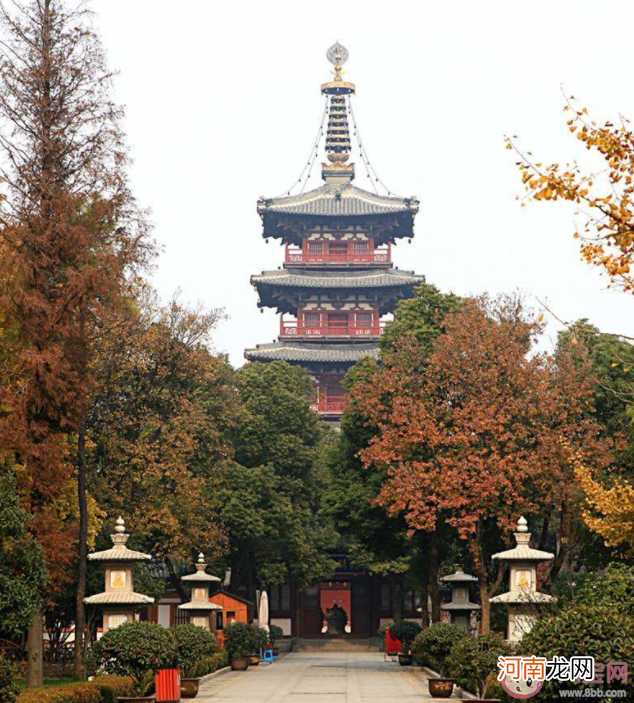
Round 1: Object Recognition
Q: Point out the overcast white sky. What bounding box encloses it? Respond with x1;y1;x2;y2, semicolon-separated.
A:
93;0;634;366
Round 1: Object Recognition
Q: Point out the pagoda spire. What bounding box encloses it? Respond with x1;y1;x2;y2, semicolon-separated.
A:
321;42;355;184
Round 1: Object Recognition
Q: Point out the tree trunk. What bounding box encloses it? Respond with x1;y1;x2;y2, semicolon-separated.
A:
74;419;88;679
547;501;570;586
418;539;430;629
391;574;403;622
26;613;44;688
429;531;441;623
478;578;491;634
469;526;491;634
419;581;430;630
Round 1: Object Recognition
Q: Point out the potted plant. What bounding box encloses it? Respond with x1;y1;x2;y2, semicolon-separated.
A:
172;624;218;698
268;624;284;656
92;621;178;702
447;632;511;702
413;622;469;698
224;622;256;671
249;626;269;665
388;620;422;666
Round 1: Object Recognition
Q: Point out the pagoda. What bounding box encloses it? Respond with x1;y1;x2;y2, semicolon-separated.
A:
245;43;423;422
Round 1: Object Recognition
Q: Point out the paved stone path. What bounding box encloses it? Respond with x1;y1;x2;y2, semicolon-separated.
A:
196;652;436;702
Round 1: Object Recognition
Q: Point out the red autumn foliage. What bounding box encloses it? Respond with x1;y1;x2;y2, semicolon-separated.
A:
352;295;612;631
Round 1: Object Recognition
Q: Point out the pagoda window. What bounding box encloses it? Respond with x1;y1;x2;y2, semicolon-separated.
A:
352;241;370;255
355;312;373;328
307;241;324;255
304;312;321;328
329;242;347;257
328;313;348;328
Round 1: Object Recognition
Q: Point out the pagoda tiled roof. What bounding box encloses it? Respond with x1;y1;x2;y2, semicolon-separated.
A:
245;342;380;364
258;184;418;218
252;268;423;290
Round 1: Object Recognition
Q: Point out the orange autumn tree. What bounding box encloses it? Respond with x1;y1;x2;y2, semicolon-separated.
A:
352;296;608;632
508;98;634;293
0;0;152;680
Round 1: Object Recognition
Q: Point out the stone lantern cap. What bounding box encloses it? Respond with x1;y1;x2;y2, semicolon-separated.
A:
491;517;555;562
490;591;555;605
441;601;481;611
181;553;222;584
85;591;154;606
87;517;152;563
178;601;223;611
441;568;478;583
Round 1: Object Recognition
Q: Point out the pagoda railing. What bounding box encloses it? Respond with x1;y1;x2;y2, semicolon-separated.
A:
310;400;346;414
280;321;384;338
285;245;390;264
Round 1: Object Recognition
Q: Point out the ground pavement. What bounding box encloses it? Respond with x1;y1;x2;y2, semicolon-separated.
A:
196;651;439;702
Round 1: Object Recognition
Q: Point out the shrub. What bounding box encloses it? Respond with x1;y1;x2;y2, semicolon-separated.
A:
16;676;131;703
223;622;257;660
89;677;132;703
388;620;422;653
575;564;634;616
251;626;269;652
191;651;229;678
412;622;469;676
171;624;217;678
0;656;17;703
91;621;177;696
523;606;634;702
268;624;284;646
447;632;512;699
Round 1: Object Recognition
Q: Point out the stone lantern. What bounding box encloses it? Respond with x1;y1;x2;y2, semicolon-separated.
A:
84;517;154;632
177;553;223;630
490;516;555;642
440;569;480;630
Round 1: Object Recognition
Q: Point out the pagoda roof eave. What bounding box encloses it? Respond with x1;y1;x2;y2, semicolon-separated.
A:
257;184;419;218
258;184;418;245
245;341;380;365
252;269;423;315
251;268;423;290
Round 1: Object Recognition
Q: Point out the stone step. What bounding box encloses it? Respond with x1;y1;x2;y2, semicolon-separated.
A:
292;637;380;652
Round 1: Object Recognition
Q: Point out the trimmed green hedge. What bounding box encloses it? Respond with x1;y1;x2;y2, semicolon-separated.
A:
190;651;229;678
412;622;469;676
17;676;131;703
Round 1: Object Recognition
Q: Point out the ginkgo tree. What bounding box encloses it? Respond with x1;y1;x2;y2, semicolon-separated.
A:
508;99;634;293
